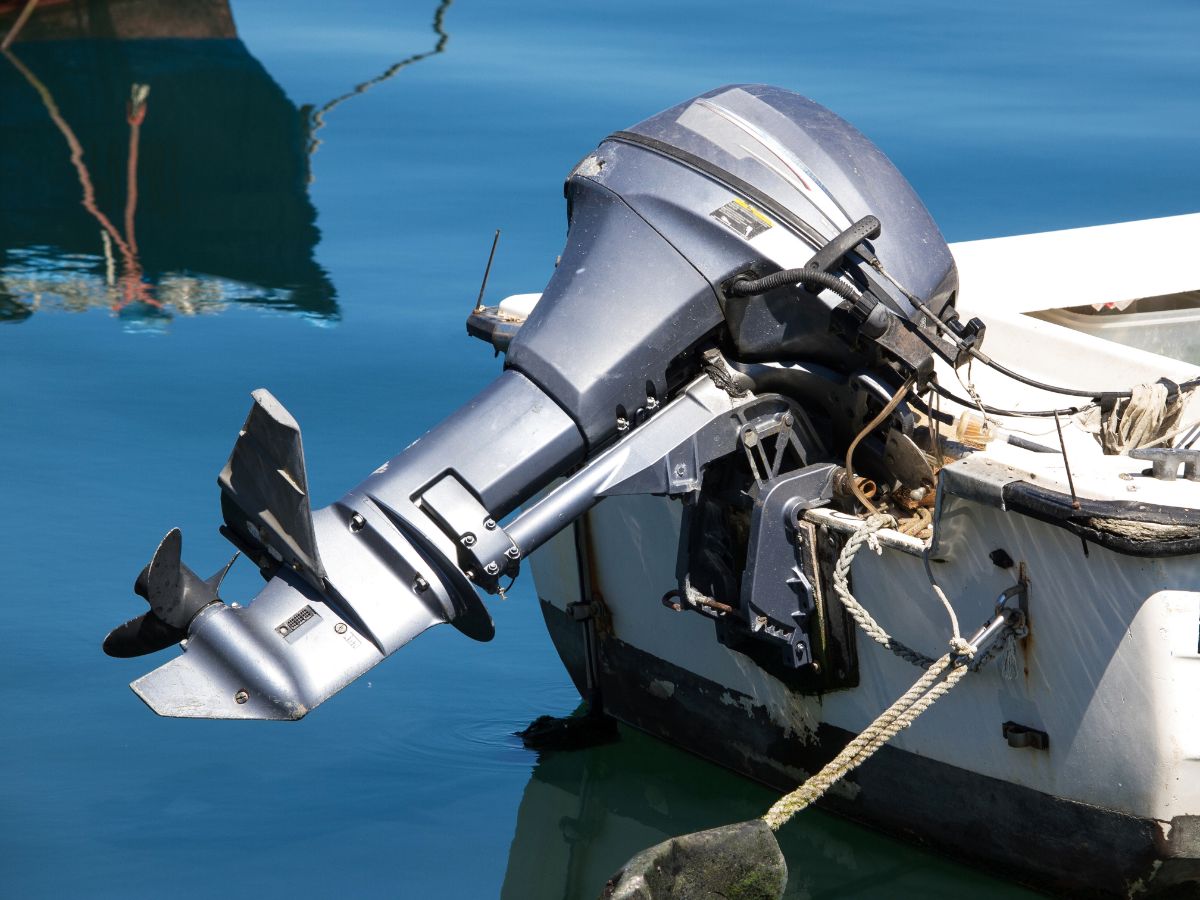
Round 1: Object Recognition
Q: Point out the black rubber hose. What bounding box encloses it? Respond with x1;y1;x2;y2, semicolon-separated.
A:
910;295;1200;403
728;269;862;305
968;348;1200;402
737;265;1200;405
929;380;1088;418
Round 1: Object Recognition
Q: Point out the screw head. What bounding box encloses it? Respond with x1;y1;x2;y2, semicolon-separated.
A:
413;576;429;593
616;417;630;432
461;533;476;547
484;518;497;530
646;397;659;410
505;546;521;560
484;562;500;576
277;625;290;636
234;690;249;704
673;463;688;478
349;513;365;533
334;622;348;634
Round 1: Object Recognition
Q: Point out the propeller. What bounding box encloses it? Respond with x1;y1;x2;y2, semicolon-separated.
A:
103;529;234;658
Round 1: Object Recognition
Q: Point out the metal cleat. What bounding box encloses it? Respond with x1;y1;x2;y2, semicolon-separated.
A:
1129;447;1200;481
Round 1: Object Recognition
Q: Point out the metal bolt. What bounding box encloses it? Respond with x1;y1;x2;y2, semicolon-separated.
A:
1118;472;1133;481
413;576;429;593
781;412;793;427
616;416;630;432
646;397;659;410
349;513;365;533
234;690;249;704
743;430;759;447
484;518;497;530
334;622;348;634
505;546;521;560
277;626;290;636
461;533;476;547
484;562;500;576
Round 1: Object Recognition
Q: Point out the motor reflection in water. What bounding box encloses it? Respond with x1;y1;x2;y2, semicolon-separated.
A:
0;0;441;326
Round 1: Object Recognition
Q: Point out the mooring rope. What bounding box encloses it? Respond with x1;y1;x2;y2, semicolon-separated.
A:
828;514;966;669
764;652;968;828
763;513;979;831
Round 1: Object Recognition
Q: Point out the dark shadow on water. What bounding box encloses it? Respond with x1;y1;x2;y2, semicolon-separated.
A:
501;725;1038;899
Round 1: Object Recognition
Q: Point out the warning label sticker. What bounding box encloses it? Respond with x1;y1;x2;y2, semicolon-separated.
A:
710;198;774;240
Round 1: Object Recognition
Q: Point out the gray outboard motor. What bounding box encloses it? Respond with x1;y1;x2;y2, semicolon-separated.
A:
105;84;959;719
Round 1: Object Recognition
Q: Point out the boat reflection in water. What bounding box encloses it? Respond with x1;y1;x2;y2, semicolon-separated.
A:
0;0;349;327
500;726;1017;899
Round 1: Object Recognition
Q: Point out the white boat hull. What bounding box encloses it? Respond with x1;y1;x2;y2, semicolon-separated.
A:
527;218;1200;897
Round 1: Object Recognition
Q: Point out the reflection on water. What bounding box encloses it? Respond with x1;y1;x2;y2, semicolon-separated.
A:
301;0;451;183
501;727;1037;899
0;0;448;327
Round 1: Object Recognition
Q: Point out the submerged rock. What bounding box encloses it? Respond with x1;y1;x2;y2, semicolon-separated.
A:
600;819;787;900
517;708;620;752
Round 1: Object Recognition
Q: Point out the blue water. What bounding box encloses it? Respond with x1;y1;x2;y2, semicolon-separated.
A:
2;0;1197;896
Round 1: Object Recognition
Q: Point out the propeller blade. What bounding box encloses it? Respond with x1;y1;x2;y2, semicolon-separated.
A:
102;611;187;658
102;529;228;659
204;552;239;594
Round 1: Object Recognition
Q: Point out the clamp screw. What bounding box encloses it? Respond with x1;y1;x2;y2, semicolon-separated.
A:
413;576;429;593
461;533;476;547
484;518;497;530
234;690;249;705
505;546;521;560
616;416;630;432
348;513;365;533
334;622;348;634
484;562;500;576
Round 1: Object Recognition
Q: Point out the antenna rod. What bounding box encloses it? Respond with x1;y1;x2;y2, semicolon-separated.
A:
474;229;501;312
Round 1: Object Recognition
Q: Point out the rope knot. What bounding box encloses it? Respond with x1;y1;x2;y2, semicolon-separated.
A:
949;636;975;660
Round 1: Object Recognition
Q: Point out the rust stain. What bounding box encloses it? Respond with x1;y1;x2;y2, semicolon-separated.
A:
578;512;614;638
